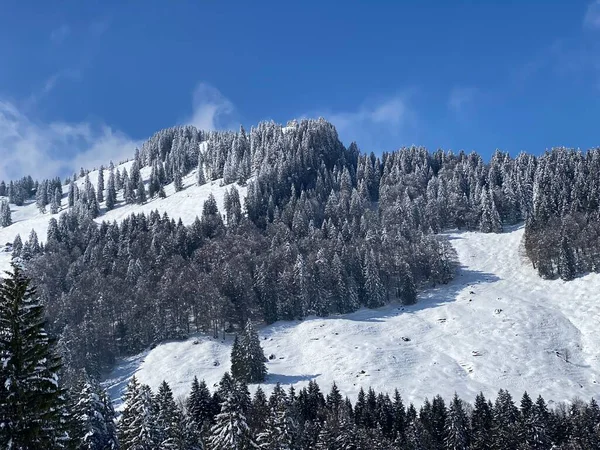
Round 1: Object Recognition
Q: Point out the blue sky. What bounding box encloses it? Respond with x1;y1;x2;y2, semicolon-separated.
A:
2;1;600;180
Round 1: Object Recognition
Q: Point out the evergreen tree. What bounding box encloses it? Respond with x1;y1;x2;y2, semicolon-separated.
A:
158;185;167;199
445;393;469;450
364;249;385;308
240;321;267;384
480;187;502;233
50;187;61;214
68;181;76;208
557;232;576;281
106;170;117;211
136;180;147;205
118;377;158;450
75;377;119;450
197;159;206;186
174;170;183;192
471;392;493;450
0;200;11;227
97;166;105;204
155;380;186;449
0;264;68;449
230;335;245;381
209;381;256;450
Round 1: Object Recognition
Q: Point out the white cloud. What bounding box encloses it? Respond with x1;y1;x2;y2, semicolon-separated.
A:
184;82;236;131
50;25;70;44
448;87;478;113
0;100;139;181
311;93;416;152
584;1;600;29
0;81;237;181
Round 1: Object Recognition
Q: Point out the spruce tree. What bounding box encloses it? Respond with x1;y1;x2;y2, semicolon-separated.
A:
558;233;576;281
209;381;255;450
470;392;493;450
0;200;11;227
106;170;117;211
97;166;105;204
174;170;183;192
155;380;186;449
0;264;68;449
230;335;245;381
75;377;119;450
445;393;469;450
241;320;267;384
197;159;206;186
136;180;147;205
119;376;158;450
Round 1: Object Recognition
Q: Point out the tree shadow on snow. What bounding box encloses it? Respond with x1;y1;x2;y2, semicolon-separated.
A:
101;352;148;407
263;373;321;385
338;264;500;323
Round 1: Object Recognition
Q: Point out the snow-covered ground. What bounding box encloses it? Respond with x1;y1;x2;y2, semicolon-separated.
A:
104;225;600;408
0;161;246;274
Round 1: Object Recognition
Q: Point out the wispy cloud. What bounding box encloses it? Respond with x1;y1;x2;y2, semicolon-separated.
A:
308;92;417;152
1;81;239;181
584;1;600;29
448;87;478;113
50;25;70;44
0;100;139;181
184;82;237;130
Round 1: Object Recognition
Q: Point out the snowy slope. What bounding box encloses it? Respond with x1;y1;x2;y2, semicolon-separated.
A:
104;225;600;408
0;161;247;274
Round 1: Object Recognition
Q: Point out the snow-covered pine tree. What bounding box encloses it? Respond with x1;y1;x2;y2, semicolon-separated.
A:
118;376;159;450
155;380;186;449
106;169;117;211
558;232;576;281
197;158;206;186
0;264;68;449
136;180;147;205
75;376;119;449
123;172;135;204
445;393;469;450
174;170;183;192
480;187;502;233
209;381;256;450
0;200;11;227
50;187;61;214
255;383;295;449
185;376;213;440
363;249;385;308
240;320;267;384
470;392;492;450
230;335;246;381
97;165;105;204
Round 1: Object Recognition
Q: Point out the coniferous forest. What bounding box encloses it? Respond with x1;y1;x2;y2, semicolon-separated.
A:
1;264;599;449
2;119;600;448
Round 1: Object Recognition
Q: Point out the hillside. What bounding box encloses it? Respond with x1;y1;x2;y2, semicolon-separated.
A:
0;160;247;274
104;225;600;408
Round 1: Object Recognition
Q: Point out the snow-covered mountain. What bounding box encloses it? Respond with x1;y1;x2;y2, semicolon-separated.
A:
104;224;600;408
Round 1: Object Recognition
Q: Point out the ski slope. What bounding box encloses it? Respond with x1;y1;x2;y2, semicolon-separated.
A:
105;226;600;408
0;161;247;274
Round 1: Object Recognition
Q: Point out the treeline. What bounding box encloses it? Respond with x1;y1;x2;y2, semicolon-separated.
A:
115;372;600;450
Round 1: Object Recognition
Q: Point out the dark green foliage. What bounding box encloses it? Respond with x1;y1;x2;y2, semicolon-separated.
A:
0;265;68;449
230;321;267;384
